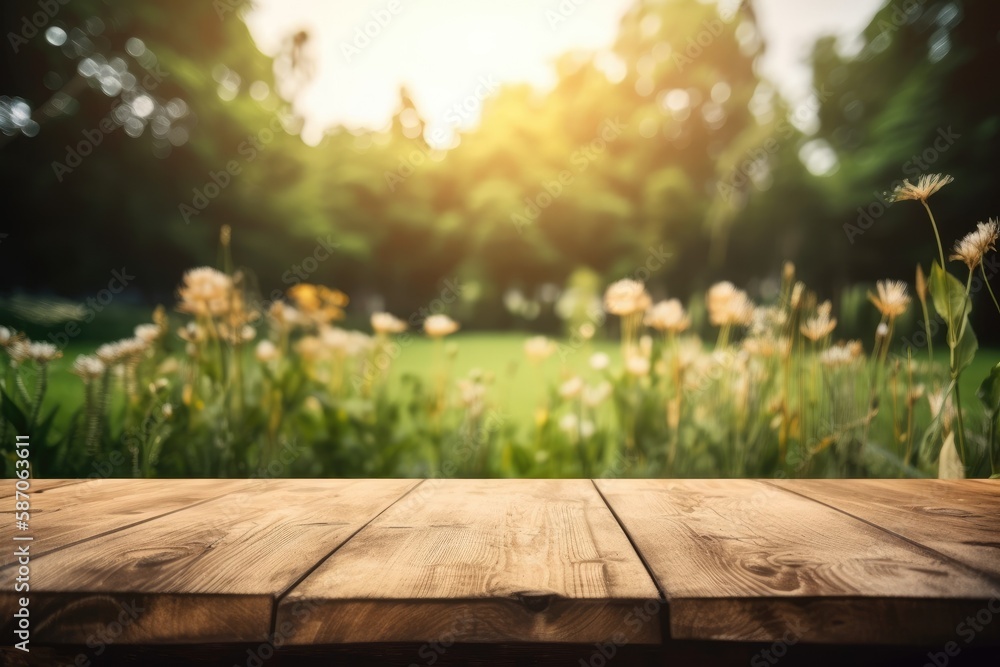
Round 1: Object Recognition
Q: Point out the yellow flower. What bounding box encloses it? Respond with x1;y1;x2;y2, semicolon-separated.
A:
707;282;754;326
603;279;651;316
177;267;233;317
295;335;326;361
888;173;953;203
559;376;584;399
950;219;999;271
644;299;690;333
71;355;105;380
255;340;278;362
524;335;556;363
27;342;61;363
95;338;147;366
868;280;910;319
820;341;862;368
625;353;650;377
134;324;161;344
800;301;837;341
371;312;407;335
424;314;459;338
287;284;349;324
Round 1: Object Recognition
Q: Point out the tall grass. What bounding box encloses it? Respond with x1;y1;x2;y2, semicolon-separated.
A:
2;176;998;479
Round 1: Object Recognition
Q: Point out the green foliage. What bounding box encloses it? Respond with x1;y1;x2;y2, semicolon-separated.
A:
929;261;977;376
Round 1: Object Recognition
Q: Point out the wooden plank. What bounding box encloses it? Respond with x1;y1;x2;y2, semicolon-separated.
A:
277;479;662;644
770;479;1000;580
0;479;252;568
0;479;417;644
0;478;87;499
596;478;1000;644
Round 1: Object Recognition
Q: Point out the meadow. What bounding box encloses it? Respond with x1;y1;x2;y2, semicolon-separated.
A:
3;175;999;480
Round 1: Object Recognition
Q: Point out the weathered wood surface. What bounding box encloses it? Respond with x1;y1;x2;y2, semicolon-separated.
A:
1;478;997;648
0;479;417;643
595;478;1000;644
0;478;86;499
277;479;663;644
770;478;1000;581
0;479;252;568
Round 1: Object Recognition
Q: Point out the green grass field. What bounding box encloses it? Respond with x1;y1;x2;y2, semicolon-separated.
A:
31;331;1000;436
34;332;620;431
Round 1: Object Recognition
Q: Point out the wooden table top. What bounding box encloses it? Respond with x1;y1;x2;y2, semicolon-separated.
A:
2;478;998;647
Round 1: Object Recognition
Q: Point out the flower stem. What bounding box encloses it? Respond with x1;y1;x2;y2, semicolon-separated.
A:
981;263;1000;316
919;296;934;363
921;200;946;269
28;363;47;429
954;380;968;471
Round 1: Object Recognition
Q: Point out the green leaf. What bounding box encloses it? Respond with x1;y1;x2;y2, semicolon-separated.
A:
0;389;28;434
938;432;965;479
979;362;1000;478
928;262;972;348
978;362;1000;412
953;319;978;375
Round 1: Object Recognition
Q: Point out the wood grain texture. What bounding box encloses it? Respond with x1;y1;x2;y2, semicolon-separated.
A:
770;479;1000;580
0;478;87;498
277;479;662;644
595;478;1000;644
0;479;251;568
0;479;417;644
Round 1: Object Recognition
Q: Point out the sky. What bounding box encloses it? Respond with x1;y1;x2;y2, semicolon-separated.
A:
244;0;886;146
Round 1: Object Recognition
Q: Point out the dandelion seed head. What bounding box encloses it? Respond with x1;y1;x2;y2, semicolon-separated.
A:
134;323;161;343
559;376;584;399
524;335;556;363
176;267;234;318
868;280;910;319
801;301;837;342
888;173;953;203
603;279;651;316
819;340;862;368
371;312;407;335
255;339;278;362
625;353;650;377
707;282;755;327
644;299;690;333
950;219;999;271
424;314;459;338
589;352;610;371
71;354;105;380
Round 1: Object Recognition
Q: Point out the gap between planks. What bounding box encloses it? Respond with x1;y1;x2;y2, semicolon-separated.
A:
265;479;427;640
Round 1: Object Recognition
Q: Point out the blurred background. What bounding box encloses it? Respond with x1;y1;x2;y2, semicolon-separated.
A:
1;0;999;341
